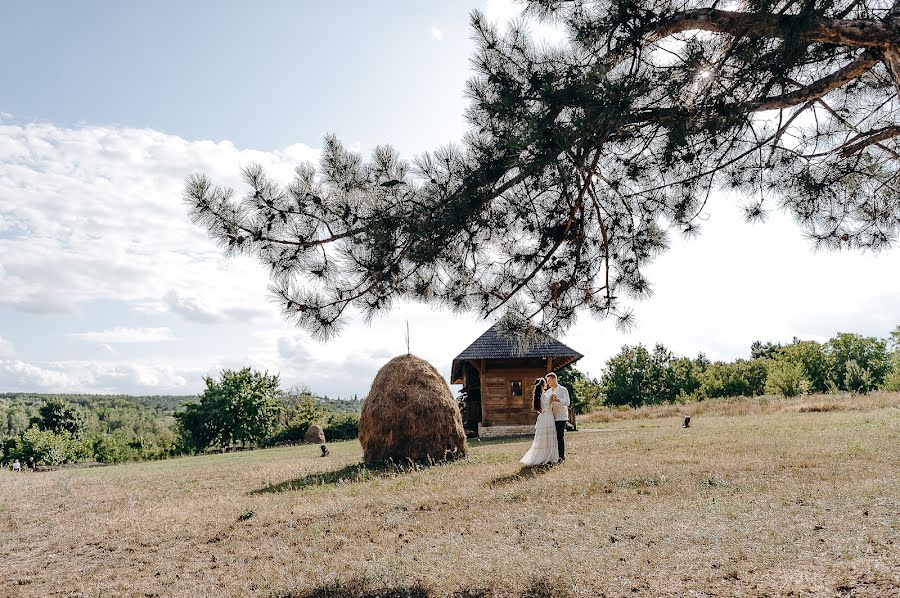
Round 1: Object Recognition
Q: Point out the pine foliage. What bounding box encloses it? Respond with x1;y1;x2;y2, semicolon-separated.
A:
186;0;900;337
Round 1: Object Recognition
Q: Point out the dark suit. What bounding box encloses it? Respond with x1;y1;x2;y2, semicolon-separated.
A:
554;420;566;460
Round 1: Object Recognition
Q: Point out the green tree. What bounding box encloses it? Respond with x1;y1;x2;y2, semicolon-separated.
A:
557;366;604;414
268;393;328;445
186;1;899;339
5;405;31;437
699;360;767;399
776;340;830;393
751;341;783;360
37;398;85;439
669;356;702;401
10;426;89;466
600;344;703;407
601;345;654;408
176;368;282;451
825;333;890;391
884;326;900;391
765;361;810;398
323;412;360;441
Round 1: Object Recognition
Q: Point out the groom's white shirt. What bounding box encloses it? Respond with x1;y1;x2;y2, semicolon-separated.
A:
544;384;570;421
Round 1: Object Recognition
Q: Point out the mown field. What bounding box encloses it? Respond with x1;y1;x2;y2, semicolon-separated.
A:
1;393;898;597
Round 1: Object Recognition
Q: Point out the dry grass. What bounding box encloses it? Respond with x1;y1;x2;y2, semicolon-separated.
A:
1;393;898;597
580;391;900;423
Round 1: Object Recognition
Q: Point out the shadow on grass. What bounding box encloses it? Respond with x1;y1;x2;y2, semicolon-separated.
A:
278;576;564;598
488;464;556;488
253;461;439;494
468;435;533;447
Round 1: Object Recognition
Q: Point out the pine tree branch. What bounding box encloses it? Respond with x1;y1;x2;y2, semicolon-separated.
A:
641;9;895;50
837;125;900;156
629;50;879;125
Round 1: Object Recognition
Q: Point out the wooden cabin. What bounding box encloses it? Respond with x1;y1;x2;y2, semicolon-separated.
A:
450;322;583;438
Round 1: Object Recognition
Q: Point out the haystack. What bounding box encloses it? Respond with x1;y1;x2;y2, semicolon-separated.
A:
359;354;467;465
304;424;325;444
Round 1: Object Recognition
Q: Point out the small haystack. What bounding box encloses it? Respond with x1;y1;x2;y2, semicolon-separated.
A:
359;354;467;465
304;424;325;444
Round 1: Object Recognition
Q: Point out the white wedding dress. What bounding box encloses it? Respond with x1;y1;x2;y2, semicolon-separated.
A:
520;394;559;466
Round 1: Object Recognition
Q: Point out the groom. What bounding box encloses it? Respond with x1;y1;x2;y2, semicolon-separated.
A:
544;372;570;463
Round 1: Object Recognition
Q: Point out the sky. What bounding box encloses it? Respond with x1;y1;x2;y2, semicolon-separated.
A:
0;1;897;398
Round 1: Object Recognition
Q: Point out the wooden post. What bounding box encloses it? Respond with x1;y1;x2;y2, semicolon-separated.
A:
479;359;487;426
547;357;553;373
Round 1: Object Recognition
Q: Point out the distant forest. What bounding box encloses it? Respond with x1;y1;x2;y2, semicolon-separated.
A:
1;388;363;467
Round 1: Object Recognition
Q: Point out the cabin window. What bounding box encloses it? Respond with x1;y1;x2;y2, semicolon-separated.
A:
510;380;523;396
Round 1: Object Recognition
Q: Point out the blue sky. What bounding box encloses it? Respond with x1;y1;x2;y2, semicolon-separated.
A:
1;1;898;397
1;1;474;153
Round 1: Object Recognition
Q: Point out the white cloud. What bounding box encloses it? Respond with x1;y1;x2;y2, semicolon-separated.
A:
68;327;177;343
136;289;266;324
0;121;318;316
431;26;443;40
0;358;195;394
0;336;13;356
0;360;77;389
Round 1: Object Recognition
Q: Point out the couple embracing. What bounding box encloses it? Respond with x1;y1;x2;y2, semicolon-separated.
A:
520;372;570;466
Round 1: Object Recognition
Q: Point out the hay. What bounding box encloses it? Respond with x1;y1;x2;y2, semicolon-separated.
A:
304;424;325;444
359;354;467;465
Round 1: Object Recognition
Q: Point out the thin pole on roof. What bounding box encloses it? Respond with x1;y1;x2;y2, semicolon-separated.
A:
406;319;410;355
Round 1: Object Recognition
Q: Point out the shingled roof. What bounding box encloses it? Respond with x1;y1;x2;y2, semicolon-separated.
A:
451;321;583;381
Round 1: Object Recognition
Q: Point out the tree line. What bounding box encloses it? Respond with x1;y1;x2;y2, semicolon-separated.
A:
565;327;900;411
1;371;360;467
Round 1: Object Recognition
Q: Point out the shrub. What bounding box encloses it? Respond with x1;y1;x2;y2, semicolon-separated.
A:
765;361;810;397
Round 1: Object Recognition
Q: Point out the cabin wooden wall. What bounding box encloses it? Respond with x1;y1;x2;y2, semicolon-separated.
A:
480;362;548;427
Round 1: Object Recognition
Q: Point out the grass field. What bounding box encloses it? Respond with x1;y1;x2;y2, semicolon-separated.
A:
1;393;898;597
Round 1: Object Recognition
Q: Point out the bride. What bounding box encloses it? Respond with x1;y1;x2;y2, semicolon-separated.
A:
520;377;560;466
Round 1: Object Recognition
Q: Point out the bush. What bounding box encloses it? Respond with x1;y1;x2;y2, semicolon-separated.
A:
765;361;810;397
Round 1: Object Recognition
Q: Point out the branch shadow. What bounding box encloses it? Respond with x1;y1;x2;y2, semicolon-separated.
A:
488;464;556;488
252;461;424;495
